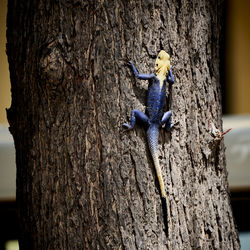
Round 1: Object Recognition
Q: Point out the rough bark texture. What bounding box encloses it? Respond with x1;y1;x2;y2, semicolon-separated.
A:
7;0;240;249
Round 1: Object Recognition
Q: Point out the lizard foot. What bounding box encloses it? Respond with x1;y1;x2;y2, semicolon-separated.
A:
165;121;179;131
122;123;133;130
165;123;174;132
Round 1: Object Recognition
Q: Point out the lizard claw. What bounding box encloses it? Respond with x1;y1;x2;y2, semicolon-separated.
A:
166;121;179;131
165;121;179;131
125;61;134;68
165;124;174;131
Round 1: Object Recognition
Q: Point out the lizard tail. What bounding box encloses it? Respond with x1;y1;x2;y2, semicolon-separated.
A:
147;125;169;237
147;125;166;198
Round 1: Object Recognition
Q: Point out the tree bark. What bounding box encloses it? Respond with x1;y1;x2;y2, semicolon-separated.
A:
7;0;240;249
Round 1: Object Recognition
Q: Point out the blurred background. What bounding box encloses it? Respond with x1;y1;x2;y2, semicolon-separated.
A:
0;0;250;249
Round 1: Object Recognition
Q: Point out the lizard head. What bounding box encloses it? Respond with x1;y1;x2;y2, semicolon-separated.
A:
154;50;171;76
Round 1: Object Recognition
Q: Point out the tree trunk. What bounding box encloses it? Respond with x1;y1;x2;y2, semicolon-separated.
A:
7;0;240;249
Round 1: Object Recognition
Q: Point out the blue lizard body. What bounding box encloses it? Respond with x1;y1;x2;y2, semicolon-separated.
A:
147;75;168;122
123;50;174;237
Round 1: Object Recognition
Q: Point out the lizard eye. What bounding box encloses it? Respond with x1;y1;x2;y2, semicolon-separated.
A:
158;56;161;59
156;64;158;66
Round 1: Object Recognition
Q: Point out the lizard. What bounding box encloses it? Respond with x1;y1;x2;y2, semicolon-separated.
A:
123;50;174;237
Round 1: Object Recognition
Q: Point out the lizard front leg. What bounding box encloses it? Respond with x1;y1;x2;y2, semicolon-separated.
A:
123;109;149;130
167;68;174;84
129;61;155;80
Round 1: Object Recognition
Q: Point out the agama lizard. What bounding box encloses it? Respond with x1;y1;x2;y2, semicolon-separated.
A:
123;50;174;237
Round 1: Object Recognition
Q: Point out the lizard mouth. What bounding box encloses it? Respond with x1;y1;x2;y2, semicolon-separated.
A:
155;66;167;76
155;67;160;73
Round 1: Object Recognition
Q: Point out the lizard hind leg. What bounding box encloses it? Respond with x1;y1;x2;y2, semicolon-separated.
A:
123;109;149;130
161;111;173;131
